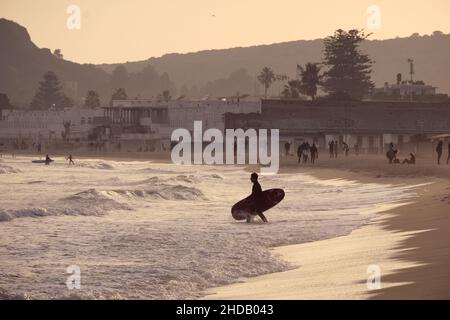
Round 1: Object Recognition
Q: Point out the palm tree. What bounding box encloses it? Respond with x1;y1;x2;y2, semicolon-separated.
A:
162;90;171;102
257;67;276;99
282;80;301;99
297;63;322;101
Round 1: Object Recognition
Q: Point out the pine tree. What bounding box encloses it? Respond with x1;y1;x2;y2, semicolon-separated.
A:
84;90;101;108
30;71;70;110
323;29;374;100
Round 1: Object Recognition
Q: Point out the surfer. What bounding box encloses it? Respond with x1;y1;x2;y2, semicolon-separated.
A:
45;154;52;165
66;154;75;165
249;173;268;223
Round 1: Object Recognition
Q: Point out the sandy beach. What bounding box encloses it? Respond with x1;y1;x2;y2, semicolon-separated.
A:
204;154;450;299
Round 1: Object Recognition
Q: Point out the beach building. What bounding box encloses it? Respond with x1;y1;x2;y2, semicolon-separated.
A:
0;108;104;150
101;99;171;152
100;99;261;151
224;99;450;155
168;99;261;133
372;82;437;100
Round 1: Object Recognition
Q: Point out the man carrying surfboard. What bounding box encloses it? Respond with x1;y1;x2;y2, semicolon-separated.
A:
231;174;284;222
249;173;268;223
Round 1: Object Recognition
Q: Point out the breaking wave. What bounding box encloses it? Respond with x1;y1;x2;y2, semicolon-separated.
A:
111;185;206;201
77;162;116;170
0;184;206;222
69;185;206;202
0;164;21;174
0;200;131;222
137;167;185;174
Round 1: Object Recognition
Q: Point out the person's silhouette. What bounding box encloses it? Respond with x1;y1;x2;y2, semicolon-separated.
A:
249;173;268;223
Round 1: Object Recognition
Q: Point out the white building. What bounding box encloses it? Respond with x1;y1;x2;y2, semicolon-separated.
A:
0;108;104;143
168;100;261;133
373;82;437;99
101;99;260;151
103;100;171;150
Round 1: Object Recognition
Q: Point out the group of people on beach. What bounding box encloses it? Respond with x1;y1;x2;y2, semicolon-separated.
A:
386;140;450;165
295;142;319;164
328;140;351;158
284;140;358;165
386;143;416;165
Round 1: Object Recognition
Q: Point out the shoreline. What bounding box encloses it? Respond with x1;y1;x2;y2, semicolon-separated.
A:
203;165;450;300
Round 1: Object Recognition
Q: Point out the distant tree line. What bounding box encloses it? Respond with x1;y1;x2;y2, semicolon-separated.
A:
27;66;177;110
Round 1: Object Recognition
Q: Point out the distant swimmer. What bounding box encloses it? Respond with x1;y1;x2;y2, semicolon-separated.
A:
248;173;268;223
45;154;53;165
66;154;75;165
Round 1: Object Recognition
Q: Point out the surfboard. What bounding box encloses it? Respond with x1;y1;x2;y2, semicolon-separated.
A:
31;160;54;164
231;188;285;221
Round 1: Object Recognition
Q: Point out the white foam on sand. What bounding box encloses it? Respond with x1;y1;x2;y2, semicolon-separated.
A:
0;157;418;299
204;211;427;300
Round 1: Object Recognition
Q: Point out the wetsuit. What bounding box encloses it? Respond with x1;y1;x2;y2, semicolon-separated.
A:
249;181;268;223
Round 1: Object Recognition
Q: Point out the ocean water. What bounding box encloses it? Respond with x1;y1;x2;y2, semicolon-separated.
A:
0;157;417;299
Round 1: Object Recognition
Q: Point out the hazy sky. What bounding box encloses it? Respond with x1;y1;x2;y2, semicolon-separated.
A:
1;0;449;64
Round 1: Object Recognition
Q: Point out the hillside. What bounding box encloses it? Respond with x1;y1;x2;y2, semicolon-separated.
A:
0;18;111;107
0;19;176;107
98;33;450;96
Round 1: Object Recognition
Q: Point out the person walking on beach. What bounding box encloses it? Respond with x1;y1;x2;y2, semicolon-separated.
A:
436;140;443;165
248;173;268;223
329;141;334;158
284;141;291;157
302;142;310;163
66;154;75;165
343;142;349;157
297;144;303;164
447;141;450;165
334;141;338;158
310;143;318;164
